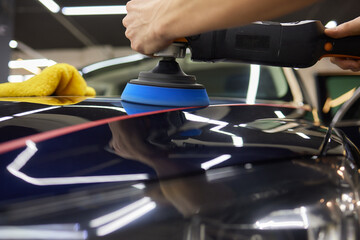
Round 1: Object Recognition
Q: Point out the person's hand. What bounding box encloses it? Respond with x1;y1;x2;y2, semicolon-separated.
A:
325;17;360;72
122;0;174;55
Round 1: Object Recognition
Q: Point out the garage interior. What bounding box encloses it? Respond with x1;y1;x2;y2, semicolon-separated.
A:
1;0;360;107
1;2;360;237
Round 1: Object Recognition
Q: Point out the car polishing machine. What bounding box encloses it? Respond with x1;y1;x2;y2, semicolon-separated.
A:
121;20;360;108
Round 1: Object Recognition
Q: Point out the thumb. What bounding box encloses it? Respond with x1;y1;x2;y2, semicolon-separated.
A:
325;17;360;39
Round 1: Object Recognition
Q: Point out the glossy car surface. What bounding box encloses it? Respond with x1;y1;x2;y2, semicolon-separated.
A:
0;58;360;240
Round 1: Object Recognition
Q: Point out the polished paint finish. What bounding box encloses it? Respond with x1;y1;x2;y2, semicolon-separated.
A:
0;97;359;240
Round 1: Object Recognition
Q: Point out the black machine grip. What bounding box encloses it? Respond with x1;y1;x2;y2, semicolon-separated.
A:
187;20;360;68
322;35;360;59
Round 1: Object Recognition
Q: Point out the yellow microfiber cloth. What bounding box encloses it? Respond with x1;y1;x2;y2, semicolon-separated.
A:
0;96;89;106
0;63;96;97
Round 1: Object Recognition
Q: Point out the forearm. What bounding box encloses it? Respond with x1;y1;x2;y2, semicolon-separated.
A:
123;0;319;54
156;0;319;40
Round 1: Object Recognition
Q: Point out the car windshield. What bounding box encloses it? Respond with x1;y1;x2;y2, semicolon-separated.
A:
83;55;298;104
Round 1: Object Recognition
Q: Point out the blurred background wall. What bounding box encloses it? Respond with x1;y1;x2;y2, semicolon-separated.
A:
0;0;14;83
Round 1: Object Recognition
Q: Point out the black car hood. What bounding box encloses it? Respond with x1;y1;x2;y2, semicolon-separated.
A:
1;97;356;240
0;97;345;202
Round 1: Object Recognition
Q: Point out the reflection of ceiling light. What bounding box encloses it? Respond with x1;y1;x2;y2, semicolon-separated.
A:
13;106;61;117
0;224;86;240
296;132;310;140
201;154;231;170
274;111;286;119
64;105;127;113
132;183;146;189
7;140;149;186
0;116;13;122
184;112;244;147
90;197;151;228
232;136;243;147
62;5;127;16
263;122;299;133
96;201;156;236
255;207;308;230
325;20;338;29
38;0;60;13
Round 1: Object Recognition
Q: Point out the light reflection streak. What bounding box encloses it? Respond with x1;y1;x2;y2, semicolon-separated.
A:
13;106;61;117
37;0;61;13
62;5;127;16
184;112;243;147
0;116;13;122
7;140;38;175
205;167;238;182
96;201;156;236
300;207;309;228
90;197;151;228
132;183;146;189
201;154;231;170
6;174;150;186
232;136;243;147
254;207;309;230
274;111;286;119
64;105;126;113
0;225;86;239
81;54;145;74
7;141;149;186
0;106;61;123
255;220;305;229
262;122;299;133
64;105;126;112
246;65;260;104
296;132;311;140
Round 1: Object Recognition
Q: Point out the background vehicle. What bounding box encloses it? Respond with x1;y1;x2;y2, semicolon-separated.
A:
82;54;309;105
316;73;360;147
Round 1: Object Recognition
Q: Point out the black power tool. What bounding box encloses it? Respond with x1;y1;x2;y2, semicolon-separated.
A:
121;20;360;107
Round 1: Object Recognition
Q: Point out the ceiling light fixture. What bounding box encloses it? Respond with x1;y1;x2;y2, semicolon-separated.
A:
9;40;18;49
8;59;57;69
325;20;338;29
62;5;127;16
8;75;35;82
38;0;61;13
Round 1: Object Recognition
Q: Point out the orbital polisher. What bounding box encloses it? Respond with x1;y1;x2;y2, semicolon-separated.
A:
121;20;360;107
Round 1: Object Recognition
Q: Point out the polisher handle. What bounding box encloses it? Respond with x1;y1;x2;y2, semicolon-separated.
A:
186;20;360;68
321;35;360;60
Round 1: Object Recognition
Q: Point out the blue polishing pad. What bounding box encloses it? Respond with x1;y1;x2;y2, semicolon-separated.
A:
121;83;210;107
121;101;176;115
